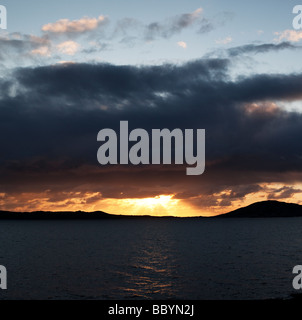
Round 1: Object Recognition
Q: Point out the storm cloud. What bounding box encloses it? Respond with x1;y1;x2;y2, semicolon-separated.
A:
1;57;302;211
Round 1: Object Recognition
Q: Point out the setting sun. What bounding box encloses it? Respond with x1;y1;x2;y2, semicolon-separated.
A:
94;194;203;217
125;195;177;210
108;195;182;216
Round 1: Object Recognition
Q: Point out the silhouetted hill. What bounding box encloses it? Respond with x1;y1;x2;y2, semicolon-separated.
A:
0;210;114;220
217;200;302;218
0;210;177;220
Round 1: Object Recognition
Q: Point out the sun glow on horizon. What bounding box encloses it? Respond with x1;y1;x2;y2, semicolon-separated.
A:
104;194;184;217
2;182;302;217
125;195;176;210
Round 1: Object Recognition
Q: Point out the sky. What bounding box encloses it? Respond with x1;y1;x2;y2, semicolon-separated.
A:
1;0;302;216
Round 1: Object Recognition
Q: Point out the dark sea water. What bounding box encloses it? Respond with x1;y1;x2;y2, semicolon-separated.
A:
0;217;301;300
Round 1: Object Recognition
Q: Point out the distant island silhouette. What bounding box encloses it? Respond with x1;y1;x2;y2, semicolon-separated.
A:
216;200;302;218
0;200;302;219
0;210;175;220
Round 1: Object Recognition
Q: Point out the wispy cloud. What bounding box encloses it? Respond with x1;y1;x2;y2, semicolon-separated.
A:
0;33;51;62
274;30;302;42
42;16;108;35
144;8;205;40
31;46;51;57
32;9;217;55
205;41;302;59
215;36;232;45
177;41;187;49
56;40;80;55
227;42;301;56
267;186;302;200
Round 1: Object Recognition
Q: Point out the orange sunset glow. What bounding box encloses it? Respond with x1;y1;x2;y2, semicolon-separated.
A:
1;182;302;217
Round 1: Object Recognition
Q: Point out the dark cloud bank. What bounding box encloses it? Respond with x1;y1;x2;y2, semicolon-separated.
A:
1;57;302;209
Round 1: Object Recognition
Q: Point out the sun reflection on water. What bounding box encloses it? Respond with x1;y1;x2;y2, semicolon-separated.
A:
112;224;181;299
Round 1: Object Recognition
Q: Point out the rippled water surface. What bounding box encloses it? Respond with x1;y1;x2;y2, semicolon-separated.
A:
0;218;301;300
